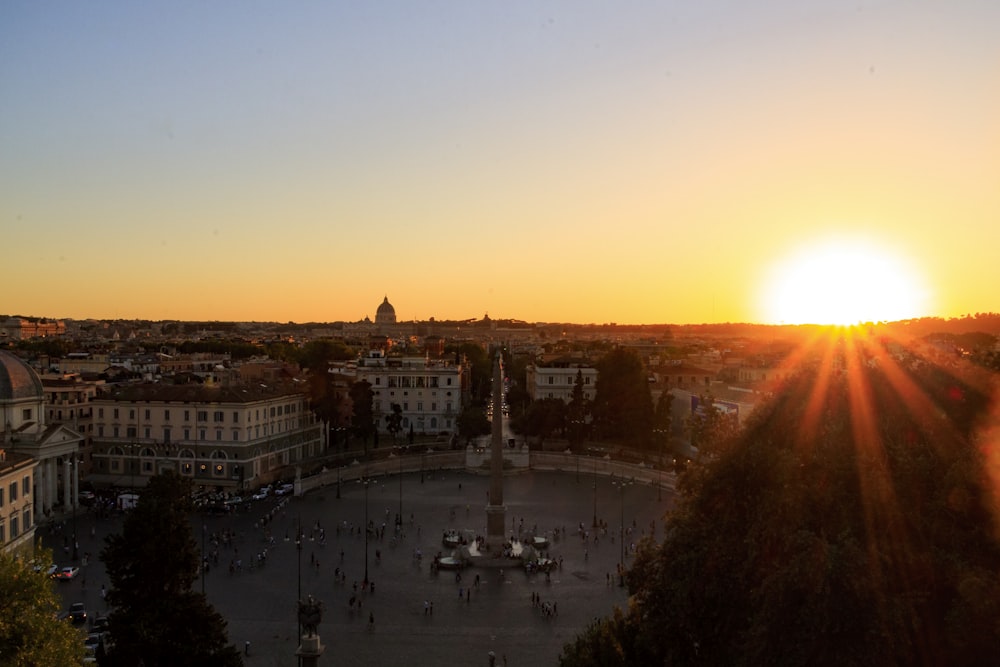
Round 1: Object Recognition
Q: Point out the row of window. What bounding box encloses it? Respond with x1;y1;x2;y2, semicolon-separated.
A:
378;376;453;388
546;375;594;385
0;507;32;545
0;475;32;508
381;400;451;413
97;420;297;443
97;404;298;424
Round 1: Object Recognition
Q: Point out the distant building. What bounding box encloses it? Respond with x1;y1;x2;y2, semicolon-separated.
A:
525;361;597;403
0;317;66;340
0;447;37;557
375;296;397;325
356;351;466;436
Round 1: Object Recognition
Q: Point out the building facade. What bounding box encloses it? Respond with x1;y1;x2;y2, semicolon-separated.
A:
525;363;597;403
88;382;322;492
355;352;466;436
0;449;38;557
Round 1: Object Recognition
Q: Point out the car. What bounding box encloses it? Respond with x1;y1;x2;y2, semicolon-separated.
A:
83;632;103;652
56;566;80;580
67;602;87;625
251;489;269;501
31;561;58;577
275;483;294;496
91;615;110;633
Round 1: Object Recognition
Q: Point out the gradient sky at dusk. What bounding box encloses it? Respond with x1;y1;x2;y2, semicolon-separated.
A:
2;1;998;325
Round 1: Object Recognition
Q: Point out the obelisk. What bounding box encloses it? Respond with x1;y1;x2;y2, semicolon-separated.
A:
485;350;506;544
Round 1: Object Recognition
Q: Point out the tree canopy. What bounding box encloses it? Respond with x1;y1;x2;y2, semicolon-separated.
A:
561;342;1000;666
591;348;653;446
101;472;242;667
0;547;83;666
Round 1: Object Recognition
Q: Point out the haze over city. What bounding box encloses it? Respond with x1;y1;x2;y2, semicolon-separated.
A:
3;1;998;325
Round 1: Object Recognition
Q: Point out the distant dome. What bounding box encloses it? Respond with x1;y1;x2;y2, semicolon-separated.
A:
0;350;43;401
375;296;397;325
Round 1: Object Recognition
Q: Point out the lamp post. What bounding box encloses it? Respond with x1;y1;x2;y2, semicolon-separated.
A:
592;457;598;528
65;458;80;561
362;477;371;583
653;428;667;501
201;524;207;595
612;476;634;587
295;517;303;667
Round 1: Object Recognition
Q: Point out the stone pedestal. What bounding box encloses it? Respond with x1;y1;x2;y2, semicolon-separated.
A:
296;634;325;666
486;503;507;543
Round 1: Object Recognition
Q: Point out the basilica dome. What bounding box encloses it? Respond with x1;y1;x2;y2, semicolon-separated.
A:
0;350;43;401
375;296;397;325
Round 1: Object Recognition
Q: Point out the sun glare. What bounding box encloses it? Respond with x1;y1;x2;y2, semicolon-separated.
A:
761;238;929;325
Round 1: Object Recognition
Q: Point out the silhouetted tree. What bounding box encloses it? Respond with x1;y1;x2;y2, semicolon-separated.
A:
591;348;653;446
561;349;1000;666
101;472;242;667
349;380;376;455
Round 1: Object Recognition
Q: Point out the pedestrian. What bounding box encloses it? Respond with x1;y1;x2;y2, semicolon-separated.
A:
368;611;374;630
466;589;471;603
424;600;429;615
244;640;250;655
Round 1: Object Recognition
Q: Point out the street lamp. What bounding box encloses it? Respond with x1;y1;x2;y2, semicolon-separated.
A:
612;476;635;587
65;458;81;561
653;428;668;501
295;517;303;666
592;457;598;528
362;477;371;583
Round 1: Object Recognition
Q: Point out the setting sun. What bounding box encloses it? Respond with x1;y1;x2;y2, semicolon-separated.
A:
760;238;931;325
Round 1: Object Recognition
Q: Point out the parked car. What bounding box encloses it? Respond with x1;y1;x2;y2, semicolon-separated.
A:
275;483;294;496
31;561;58;577
91;615;109;633
83;632;102;652
56;566;80;580
67;602;87;625
251;488;269;501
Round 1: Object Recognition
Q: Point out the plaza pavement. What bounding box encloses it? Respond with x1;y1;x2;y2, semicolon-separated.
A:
47;468;672;667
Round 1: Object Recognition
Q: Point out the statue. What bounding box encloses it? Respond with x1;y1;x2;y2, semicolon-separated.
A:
298;595;324;637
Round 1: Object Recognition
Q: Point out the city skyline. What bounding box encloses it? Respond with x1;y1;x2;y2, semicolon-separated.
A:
3;1;998;325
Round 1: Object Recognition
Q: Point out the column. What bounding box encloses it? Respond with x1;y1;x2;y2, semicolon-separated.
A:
63;460;71;509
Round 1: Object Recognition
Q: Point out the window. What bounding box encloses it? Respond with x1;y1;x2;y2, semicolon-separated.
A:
98;407;104;418
129;409;135;420
164;409;170;421
233;411;239;423
144;427;150;439
548;377;554;385
232;430;240;442
22;408;32;420
184;410;190;421
214;411;224;423
181;462;193;476
10;514;18;539
216;430;223;441
113;408;119;419
163;428;171;443
22;508;31;531
417;402;423;412
113;426;119;437
0;486;4;507
144;409;151;420
184;428;191;440
22;475;30;496
9;482;17;502
126;427;137;438
199;429;206;440
0;519;5;544
197;411;208;422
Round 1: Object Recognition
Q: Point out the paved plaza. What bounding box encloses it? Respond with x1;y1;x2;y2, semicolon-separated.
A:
47;467;673;666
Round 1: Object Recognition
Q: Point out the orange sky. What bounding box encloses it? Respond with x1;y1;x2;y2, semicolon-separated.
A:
2;2;997;324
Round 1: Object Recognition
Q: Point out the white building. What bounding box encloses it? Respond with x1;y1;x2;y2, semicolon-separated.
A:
355;351;466;436
525;362;597;403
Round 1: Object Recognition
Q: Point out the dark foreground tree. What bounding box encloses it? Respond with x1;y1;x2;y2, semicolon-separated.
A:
101;472;242;667
561;339;1000;666
591;348;653;446
0;547;83;666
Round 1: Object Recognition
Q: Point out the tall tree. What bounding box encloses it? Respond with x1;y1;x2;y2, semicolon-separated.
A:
349;380;376;454
561;349;1000;666
0;547;83;666
591;348;653;446
567;369;590;448
101;472;242;667
386;403;404;443
652;390;673;465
